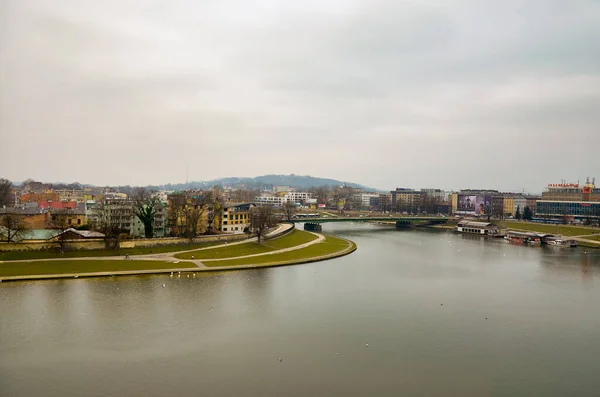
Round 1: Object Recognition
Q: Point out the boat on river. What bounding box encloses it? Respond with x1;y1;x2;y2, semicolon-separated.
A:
547;239;577;248
505;231;544;246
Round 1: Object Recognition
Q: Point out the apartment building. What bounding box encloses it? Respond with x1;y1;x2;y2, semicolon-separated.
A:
219;203;255;233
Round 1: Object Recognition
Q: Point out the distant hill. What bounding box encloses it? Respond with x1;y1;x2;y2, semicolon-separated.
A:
154;174;377;191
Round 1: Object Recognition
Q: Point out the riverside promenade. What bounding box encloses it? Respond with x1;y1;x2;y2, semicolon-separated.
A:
0;224;357;282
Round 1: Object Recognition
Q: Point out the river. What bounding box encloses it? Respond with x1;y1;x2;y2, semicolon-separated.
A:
1;224;600;397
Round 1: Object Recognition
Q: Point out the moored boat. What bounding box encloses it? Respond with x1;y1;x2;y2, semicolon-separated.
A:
547;239;577;248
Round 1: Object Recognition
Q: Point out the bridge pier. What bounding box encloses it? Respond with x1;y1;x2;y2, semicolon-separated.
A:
395;220;411;229
304;223;322;232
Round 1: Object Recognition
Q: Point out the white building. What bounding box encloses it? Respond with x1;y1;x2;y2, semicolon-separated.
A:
284;191;313;204
359;193;380;208
513;195;527;216
421;189;450;202
255;195;286;206
255;191;314;206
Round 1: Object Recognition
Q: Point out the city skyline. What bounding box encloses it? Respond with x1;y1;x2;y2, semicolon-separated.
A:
2;172;597;195
1;0;599;191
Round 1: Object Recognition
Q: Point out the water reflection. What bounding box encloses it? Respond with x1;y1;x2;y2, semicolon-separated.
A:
1;223;600;397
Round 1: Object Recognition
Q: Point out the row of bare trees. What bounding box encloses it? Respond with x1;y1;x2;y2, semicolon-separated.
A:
168;188;224;241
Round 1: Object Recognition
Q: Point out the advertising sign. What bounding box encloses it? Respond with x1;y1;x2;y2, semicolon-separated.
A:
457;195;477;214
457;194;491;215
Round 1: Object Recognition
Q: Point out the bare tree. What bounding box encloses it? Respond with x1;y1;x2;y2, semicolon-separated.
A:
0;212;31;242
232;188;260;203
132;187;159;238
50;208;74;252
283;201;297;221
168;193;185;237
0;178;13;206
168;192;208;240
250;205;275;244
349;195;362;211
182;196;207;241
309;186;330;205
205;189;224;234
89;201;122;249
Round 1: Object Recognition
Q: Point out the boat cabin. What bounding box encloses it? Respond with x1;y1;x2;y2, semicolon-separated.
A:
456;221;500;235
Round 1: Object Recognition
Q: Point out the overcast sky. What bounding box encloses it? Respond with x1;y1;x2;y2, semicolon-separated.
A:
1;0;599;192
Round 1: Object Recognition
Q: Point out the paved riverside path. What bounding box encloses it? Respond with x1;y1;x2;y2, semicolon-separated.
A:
570;235;600;247
200;233;324;264
0;223;358;281
0;223;301;266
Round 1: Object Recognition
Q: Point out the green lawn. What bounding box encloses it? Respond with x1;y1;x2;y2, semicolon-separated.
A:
499;221;599;237
174;230;318;260
0;241;227;261
0;260;196;278
261;230;319;249
203;235;353;267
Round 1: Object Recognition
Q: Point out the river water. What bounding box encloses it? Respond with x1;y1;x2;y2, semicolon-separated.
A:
1;224;600;397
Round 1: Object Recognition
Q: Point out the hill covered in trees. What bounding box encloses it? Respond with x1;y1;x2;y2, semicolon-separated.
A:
154;174;376;191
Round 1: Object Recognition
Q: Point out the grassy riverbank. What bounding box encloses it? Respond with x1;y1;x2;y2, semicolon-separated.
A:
203;235;354;267
0;230;358;280
0;260;196;278
0;241;227;261
497;221;599;237
174;230;318;260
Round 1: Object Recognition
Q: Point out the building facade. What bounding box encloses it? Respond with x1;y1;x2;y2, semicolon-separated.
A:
391;188;421;213
219;203;255;233
525;196;540;214
491;195;505;219
379;193;392;212
513;195;526;217
536;201;600;220
536;178;600;222
503;196;515;217
541;179;600;202
254;195;285;206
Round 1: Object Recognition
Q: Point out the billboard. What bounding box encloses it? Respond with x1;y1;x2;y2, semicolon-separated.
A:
457;194;492;215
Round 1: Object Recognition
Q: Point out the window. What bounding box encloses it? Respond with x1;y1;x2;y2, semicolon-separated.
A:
224;221;228;225
77;219;81;225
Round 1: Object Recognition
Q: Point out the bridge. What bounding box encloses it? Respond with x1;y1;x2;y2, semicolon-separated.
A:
288;216;450;231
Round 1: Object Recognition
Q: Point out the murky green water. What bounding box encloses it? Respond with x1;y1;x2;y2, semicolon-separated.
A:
2;224;600;396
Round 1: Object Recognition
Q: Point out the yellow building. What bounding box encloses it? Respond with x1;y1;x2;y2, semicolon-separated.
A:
503;196;515;217
49;208;87;228
219;203;255;233
392;189;420;212
451;193;458;214
167;194;224;236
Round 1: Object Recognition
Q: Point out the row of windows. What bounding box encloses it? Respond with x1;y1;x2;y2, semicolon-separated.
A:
223;213;248;220
222;220;249;225
536;202;600;216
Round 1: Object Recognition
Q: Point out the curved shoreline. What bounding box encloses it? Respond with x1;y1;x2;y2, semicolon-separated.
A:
0;235;357;283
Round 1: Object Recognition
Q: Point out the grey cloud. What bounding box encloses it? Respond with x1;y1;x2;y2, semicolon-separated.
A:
1;0;599;190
